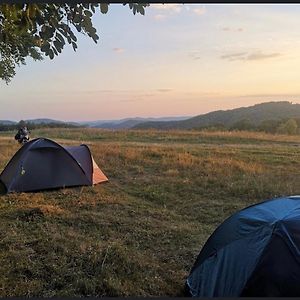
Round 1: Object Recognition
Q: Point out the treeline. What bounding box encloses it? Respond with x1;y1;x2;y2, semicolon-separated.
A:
196;118;300;135
0;120;84;132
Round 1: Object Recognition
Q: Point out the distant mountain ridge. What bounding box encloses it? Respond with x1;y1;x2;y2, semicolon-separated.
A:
134;101;300;130
25;118;80;126
0;120;17;125
84;116;191;129
2;102;300;130
0;118;75;125
0;116;191;129
25;118;65;124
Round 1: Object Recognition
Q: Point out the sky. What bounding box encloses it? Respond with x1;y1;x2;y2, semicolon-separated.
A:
2;4;300;122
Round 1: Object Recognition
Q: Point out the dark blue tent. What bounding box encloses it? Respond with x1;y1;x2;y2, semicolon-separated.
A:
185;195;300;297
0;138;108;193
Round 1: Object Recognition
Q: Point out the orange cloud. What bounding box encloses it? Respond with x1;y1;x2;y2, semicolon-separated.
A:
113;48;125;53
193;7;206;16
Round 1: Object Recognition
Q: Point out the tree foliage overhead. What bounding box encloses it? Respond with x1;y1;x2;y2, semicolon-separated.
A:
0;3;149;83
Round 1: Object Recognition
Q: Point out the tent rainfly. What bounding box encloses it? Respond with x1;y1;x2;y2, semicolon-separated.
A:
0;138;108;193
185;195;300;297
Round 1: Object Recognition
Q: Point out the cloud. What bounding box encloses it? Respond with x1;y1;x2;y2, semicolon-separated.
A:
150;4;182;14
153;14;167;21
221;27;244;32
192;7;206;16
113;48;124;53
189;52;202;60
240;93;300;99
157;89;172;93
221;52;247;60
119;93;156;102
247;52;281;61
221;51;282;61
185;91;221;97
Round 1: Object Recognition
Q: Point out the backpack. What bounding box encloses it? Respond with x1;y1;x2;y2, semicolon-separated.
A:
15;132;20;140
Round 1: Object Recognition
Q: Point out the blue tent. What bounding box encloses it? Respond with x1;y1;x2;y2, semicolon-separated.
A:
185;195;300;297
0;138;108;193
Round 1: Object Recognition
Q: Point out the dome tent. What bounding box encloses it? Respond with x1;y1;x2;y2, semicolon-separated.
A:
0;138;108;193
185;195;300;297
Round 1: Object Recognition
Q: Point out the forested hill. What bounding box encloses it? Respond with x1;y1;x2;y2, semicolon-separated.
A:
134;101;300;130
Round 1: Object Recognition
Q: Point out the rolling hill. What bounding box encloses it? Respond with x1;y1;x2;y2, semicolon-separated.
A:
25;118;81;126
82;117;191;129
134;101;300;130
0;120;17;125
25;118;65;124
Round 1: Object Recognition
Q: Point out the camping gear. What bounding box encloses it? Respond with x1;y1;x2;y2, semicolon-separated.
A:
0;138;108;193
185;195;300;297
15;133;30;144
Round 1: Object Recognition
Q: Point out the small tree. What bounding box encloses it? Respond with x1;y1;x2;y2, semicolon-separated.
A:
230;119;255;131
277;119;298;135
17;120;27;129
258;119;281;134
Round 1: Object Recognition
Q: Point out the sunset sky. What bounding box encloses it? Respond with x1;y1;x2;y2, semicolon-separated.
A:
2;4;300;121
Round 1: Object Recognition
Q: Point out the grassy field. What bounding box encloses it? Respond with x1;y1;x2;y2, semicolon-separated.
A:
0;128;300;296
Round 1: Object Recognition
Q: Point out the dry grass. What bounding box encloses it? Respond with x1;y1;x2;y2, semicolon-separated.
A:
4;127;299;145
0;128;299;296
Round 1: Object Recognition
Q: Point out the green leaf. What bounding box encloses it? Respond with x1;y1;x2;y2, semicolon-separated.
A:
55;32;65;45
40;25;54;40
92;33;99;43
53;39;63;50
100;3;109;14
71;41;77;51
74;24;82;32
83;17;92;32
40;42;50;52
58;27;69;39
48;48;54;59
73;13;81;23
138;6;145;15
84;10;92;18
69;31;77;42
55;46;62;53
52;47;58;56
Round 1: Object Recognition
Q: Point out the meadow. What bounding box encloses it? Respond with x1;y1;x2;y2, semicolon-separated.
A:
0;128;300;296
